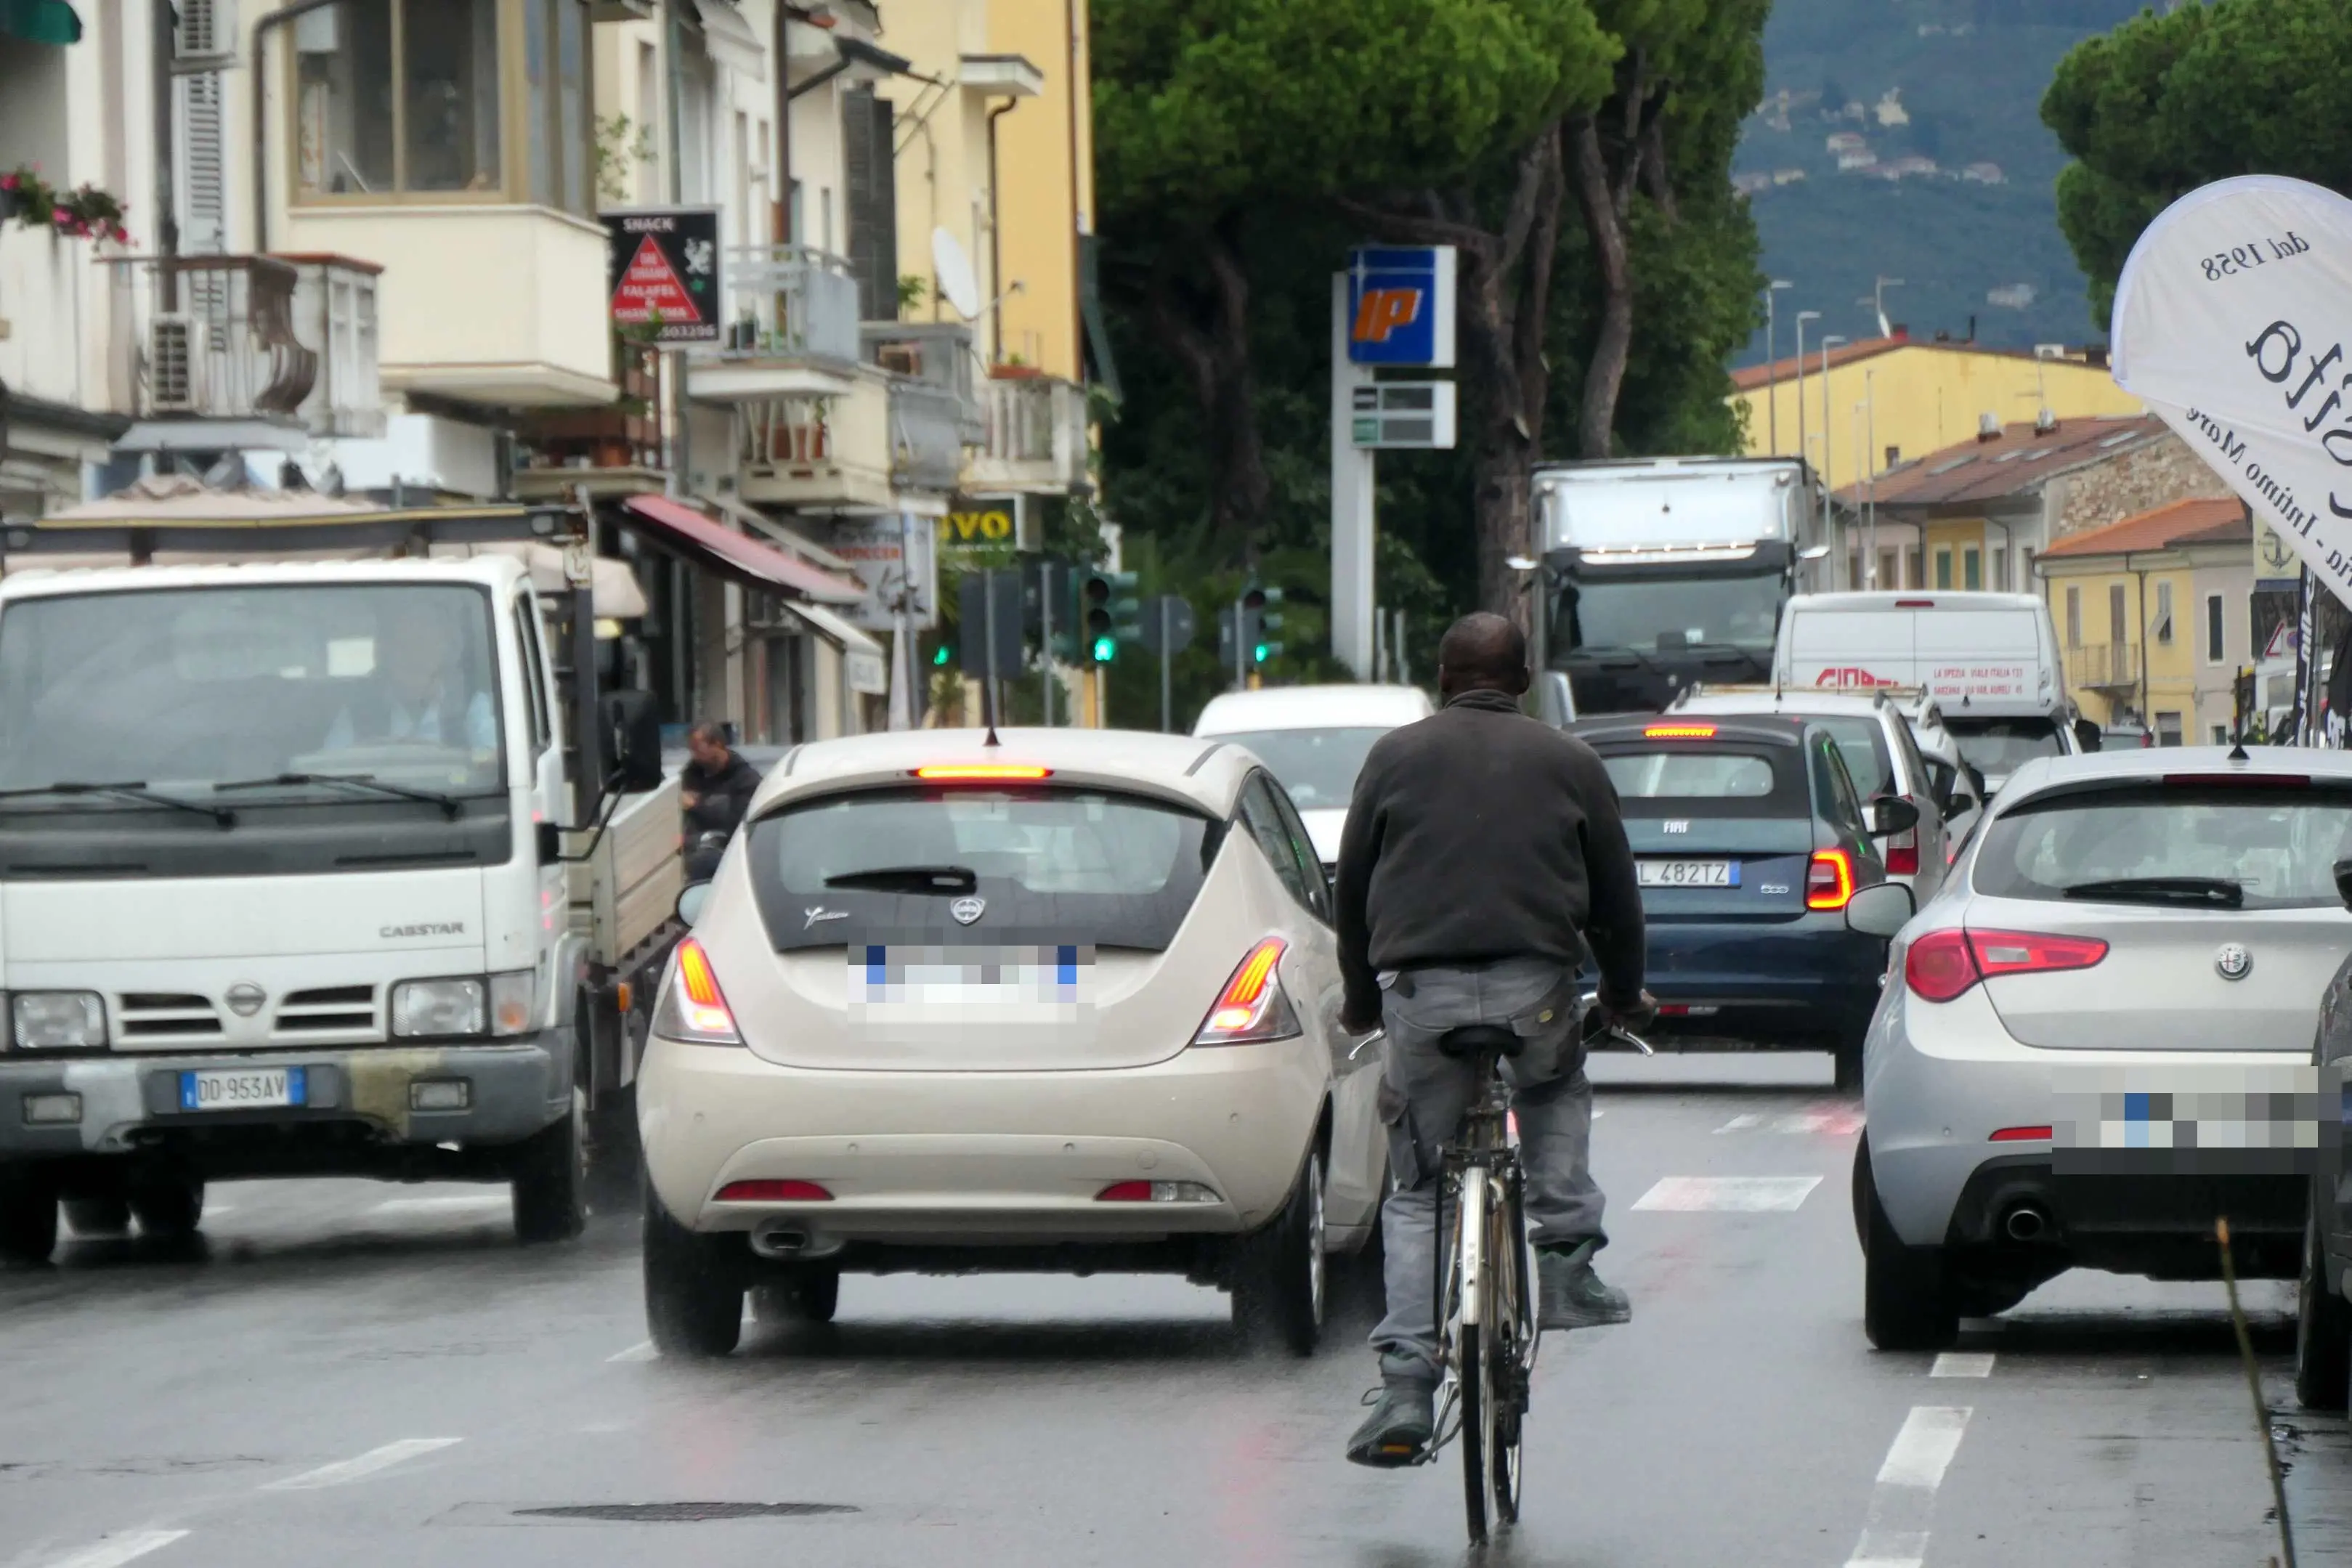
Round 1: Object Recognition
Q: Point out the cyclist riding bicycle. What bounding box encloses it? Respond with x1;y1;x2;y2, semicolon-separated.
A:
1334;612;1654;1469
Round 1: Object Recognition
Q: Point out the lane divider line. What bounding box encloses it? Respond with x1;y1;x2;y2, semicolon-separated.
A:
368;1195;510;1216
45;1530;189;1568
1930;1352;1995;1378
263;1437;463;1491
606;1341;657;1363
1629;1175;1822;1212
1875;1405;1971;1488
1844;1405;1973;1568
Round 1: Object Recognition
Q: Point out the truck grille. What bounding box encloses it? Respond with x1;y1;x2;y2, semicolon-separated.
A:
118;993;222;1040
274;985;376;1035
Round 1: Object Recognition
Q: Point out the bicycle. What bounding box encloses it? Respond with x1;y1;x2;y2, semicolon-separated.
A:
1418;1000;1653;1544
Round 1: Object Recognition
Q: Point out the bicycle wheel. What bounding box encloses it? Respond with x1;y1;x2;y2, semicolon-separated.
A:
1487;1173;1528;1524
1459;1323;1487;1541
1453;1167;1490;1543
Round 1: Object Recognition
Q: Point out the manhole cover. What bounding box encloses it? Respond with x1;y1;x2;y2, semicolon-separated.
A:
516;1503;858;1523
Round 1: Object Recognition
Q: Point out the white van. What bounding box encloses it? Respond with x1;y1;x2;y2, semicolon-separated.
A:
1193;683;1435;870
1774;592;2085;797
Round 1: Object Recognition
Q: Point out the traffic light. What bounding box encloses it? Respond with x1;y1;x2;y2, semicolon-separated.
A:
1241;585;1285;665
1079;569;1141;663
932;643;951;667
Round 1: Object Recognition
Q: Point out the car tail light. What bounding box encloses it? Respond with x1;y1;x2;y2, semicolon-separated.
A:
715;1179;833;1201
1886;797;1919;877
1988;1126;2053;1142
912;763;1053;781
1097;1180;1219;1203
1894;598;1934;608
1191;936;1301;1046
1904;927;2108;1003
1805;848;1857;910
651;937;743;1044
1643;724;1717;739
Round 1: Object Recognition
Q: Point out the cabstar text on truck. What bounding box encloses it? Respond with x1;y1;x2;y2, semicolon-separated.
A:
1532;456;1833;721
0;503;680;1264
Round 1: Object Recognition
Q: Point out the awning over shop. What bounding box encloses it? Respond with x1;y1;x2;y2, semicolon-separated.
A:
618;493;865;604
705;493;854;572
0;0;81;43
788;600;889;696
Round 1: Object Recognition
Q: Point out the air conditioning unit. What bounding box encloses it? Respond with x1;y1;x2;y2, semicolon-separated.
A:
148;314;206;413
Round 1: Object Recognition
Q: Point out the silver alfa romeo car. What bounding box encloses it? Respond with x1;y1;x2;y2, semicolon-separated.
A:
1846;745;2352;1349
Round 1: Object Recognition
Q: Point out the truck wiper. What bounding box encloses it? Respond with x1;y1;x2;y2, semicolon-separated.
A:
824;864;980;895
0;780;236;829
2061;875;2244;909
212;772;464;821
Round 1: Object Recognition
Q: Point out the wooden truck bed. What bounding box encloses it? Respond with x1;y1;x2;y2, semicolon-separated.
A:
565;776;684;975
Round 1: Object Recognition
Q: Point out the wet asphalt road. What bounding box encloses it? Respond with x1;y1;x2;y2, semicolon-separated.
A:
4;1054;2350;1568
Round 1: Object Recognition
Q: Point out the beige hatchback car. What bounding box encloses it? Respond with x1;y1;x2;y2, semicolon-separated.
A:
637;727;1386;1357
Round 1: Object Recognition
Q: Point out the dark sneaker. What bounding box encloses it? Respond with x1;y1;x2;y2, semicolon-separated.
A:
1538;1240;1631;1329
1345;1378;1435;1468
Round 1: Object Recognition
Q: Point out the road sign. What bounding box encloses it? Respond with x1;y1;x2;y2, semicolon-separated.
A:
1138;594;1196;657
603;207;721;343
1346;247;1456;368
957;569;1026;688
1350;381;1458;449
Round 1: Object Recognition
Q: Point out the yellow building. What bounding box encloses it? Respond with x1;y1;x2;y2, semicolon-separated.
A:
2037;498;2254;744
1731;333;2144;499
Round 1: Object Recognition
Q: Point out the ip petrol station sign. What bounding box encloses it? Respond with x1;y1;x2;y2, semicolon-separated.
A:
1346;247;1456;368
603;206;721;343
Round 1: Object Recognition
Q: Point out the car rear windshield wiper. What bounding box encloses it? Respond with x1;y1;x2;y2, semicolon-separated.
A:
2061;876;2244;909
211;772;464;821
824;864;980;895
0;780;235;829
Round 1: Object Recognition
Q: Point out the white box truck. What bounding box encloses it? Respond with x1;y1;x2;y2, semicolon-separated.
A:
1532;456;1830;720
0;501;684;1262
1773;590;2091;797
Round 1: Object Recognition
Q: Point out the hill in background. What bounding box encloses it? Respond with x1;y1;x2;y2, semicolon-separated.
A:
1735;0;2154;366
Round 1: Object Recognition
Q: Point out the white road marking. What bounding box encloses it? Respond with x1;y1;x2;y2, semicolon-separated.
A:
1713;1113;1763;1133
45;1531;189;1568
1713;1109;1865;1136
606;1340;657;1363
1629;1175;1822;1212
1875;1405;1972;1489
1931;1352;1995;1378
263;1437;462;1490
1844;1406;1973;1568
368;1194;508;1216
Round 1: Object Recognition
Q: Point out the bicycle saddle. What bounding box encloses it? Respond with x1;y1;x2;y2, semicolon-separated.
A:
1435;1023;1524;1060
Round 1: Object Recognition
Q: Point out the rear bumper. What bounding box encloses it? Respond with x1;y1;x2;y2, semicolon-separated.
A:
0;1039;567;1177
637;1032;1327;1244
1643;915;1888;1044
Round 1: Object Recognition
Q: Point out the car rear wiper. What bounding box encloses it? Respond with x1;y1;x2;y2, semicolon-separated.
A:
0;780;236;829
211;772;464;821
824;864;980;895
2061;876;2244;909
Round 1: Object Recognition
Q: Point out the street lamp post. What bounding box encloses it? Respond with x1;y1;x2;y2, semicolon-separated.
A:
1865;276;1905;338
1819;334;1847;542
1764;280;1794;455
1795;310;1821;486
1865;369;1879;585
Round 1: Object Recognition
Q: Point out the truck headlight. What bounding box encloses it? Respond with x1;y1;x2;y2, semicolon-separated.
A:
391;978;487;1039
13;991;108;1049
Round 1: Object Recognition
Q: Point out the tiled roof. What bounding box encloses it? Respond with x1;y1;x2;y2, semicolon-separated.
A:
1838;415;2169;508
2040;497;2250;559
1729;335;2112;395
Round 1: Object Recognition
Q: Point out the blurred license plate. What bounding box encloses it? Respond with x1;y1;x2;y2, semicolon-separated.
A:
2052;1063;2327;1172
850;945;1090;1007
1638;859;1737;887
179;1066;306;1110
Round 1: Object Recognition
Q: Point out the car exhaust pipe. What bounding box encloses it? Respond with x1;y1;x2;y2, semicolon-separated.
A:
2002;1203;2051;1243
750;1222;844;1261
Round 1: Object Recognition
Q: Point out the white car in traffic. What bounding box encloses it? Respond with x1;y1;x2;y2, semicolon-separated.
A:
637;728;1384;1357
1193;683;1434;870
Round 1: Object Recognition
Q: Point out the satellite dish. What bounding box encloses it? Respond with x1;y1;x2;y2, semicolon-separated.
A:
930;227;981;320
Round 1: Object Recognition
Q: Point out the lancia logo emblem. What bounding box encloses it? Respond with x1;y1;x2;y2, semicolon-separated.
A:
950;895;986;927
2215;943;2252;981
224;982;267;1017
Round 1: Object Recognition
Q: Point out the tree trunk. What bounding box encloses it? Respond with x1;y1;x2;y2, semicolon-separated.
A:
1570;114;1634;463
1141;224;1269;562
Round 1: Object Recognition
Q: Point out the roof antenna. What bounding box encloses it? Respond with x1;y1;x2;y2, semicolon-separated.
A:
2228;739;2250;763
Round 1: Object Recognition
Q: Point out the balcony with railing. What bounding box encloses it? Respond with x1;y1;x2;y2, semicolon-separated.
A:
734;371;897;511
862;322;981;498
108;253;383;440
966;370;1090;495
2065;641;2141;692
686;246;863;404
513;345;668;499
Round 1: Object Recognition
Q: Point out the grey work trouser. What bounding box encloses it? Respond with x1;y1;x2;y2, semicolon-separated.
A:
1369;957;1602;1384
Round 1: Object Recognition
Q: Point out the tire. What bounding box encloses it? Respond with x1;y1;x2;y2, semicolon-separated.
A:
1459;1326;1488;1543
127;1175;203;1240
1857;1139;1958;1351
642;1176;743;1358
2298;1196;2352;1411
0;1163;58;1264
751;1267;840;1325
1232;1148;1326;1356
511;1090;586;1246
63;1197;131;1236
1490;1169;1528;1527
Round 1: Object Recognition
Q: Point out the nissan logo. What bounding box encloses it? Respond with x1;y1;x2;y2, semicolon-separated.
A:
224;982;267;1017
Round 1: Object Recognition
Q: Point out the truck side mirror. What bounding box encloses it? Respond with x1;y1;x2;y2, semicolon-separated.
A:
601;689;665;795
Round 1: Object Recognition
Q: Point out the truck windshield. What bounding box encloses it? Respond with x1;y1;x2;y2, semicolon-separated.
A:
1552;569;1784;659
0;584;505;797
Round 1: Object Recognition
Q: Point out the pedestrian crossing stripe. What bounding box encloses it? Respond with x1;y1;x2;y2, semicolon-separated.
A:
1630;1176;1822;1211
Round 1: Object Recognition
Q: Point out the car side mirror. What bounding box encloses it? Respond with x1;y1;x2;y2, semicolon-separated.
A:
2336;860;2352;914
1868;795;1921;838
676;881;712;927
1945;790;1977;818
2075;718;2102;752
601;688;665;795
1846;881;1915;938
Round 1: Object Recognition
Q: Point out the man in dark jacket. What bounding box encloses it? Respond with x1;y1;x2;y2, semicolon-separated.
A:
1336;612;1653;1469
681;722;762;880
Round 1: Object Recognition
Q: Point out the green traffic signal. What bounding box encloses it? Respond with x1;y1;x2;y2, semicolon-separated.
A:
1252;642;1270;663
933;645;952;667
1091;635;1117;662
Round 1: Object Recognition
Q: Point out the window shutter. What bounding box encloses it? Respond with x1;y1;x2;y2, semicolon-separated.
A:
174;70;228;253
842;85;896;321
